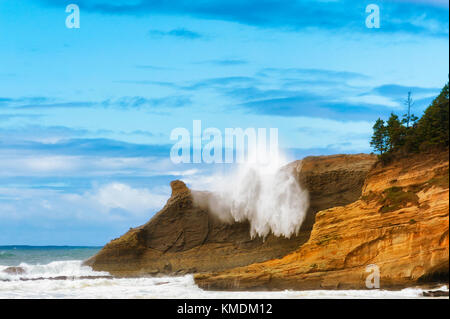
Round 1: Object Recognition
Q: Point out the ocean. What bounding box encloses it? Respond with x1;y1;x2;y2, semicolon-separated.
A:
0;246;447;299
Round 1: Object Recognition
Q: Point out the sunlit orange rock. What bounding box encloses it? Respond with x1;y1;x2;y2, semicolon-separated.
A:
195;151;449;290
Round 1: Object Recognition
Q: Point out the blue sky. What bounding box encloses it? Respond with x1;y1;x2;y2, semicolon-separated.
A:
0;0;448;245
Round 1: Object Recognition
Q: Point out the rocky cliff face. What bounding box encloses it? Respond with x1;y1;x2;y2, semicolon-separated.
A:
84;154;376;277
290;154;377;230
194;151;449;290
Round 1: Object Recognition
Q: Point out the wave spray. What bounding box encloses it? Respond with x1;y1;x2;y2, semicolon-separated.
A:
193;147;309;238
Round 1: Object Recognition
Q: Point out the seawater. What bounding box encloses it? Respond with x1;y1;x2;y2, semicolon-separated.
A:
0;246;101;266
0;246;447;299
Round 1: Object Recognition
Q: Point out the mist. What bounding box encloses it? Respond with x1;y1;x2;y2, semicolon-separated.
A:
192;152;309;239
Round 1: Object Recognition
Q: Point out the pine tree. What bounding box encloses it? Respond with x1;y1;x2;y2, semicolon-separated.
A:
386;113;405;151
370;118;388;154
416;82;449;149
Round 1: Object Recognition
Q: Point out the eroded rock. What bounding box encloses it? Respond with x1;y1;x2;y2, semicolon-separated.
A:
84;154;377;277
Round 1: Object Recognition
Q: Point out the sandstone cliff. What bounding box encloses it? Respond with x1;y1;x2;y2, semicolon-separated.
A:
291;153;377;230
194;151;449;290
84;154;376;276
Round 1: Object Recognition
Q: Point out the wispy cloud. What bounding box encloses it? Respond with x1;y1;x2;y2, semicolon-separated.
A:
110;67;441;121
101;95;192;108
195;59;249;66
0;96;95;109
258;68;369;81
0;125;89;143
362;84;442;111
0;95;192;110
0;137;172;158
0;113;43;122
114;80;179;88
238;95;394;121
184;76;259;90
369;84;440;99
148;28;203;39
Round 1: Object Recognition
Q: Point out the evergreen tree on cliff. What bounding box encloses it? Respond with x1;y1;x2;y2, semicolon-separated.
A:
386;113;405;151
370;118;388;155
416;82;449;149
371;81;449;162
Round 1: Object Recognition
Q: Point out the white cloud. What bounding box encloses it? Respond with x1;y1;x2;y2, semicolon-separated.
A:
0;153;179;178
22;156;80;172
95;183;167;214
0;183;170;222
166;169;200;176
346;95;400;108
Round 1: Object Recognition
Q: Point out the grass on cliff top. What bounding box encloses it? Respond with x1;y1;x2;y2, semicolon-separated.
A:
378;186;419;213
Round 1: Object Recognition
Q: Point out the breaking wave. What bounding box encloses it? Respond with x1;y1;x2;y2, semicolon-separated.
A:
0;260;109;281
193;151;309;238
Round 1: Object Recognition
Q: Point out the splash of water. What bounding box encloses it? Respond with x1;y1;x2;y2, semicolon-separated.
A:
193;150;309;238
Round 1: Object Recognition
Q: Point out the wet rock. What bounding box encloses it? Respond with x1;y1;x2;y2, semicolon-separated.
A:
3;266;26;275
423;290;449;297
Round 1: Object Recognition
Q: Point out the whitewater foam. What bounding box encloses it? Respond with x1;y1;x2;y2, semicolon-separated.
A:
1;261;447;298
0;260;109;281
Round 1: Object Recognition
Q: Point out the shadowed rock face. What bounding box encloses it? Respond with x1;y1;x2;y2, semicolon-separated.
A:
84;154;377;277
290;154;377;230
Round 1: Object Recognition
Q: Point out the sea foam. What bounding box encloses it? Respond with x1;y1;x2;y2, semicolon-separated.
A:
0;260;447;299
0;260;109;281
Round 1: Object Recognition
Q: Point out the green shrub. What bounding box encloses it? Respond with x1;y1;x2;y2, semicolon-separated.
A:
378;186;419;213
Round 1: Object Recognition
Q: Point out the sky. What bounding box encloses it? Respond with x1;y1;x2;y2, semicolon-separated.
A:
0;0;448;245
